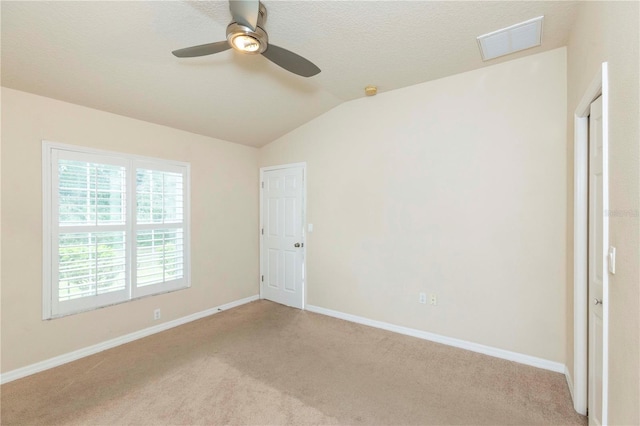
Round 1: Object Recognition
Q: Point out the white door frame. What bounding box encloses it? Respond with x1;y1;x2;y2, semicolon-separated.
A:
259;162;307;309
573;62;609;420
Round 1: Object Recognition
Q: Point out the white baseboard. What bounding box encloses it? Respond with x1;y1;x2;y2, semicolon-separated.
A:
1;294;259;385
306;304;565;374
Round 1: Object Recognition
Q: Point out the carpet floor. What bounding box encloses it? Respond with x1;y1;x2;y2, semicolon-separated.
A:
1;300;586;425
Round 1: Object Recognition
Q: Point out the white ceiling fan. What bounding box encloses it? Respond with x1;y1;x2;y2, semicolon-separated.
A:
172;0;321;78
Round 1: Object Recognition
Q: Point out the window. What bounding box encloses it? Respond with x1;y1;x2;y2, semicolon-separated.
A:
43;142;190;318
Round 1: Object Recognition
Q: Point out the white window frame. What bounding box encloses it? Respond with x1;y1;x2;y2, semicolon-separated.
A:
42;141;191;319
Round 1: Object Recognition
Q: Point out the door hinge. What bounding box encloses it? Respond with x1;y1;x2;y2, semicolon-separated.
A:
261;275;264;282
261;182;264;188
261;228;264;235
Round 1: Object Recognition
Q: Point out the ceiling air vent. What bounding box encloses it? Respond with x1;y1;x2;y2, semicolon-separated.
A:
477;16;544;61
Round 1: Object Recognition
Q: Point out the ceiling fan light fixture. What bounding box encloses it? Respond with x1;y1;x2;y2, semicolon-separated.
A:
231;34;261;52
226;22;267;55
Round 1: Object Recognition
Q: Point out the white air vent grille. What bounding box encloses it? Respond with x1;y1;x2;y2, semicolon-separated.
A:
477;16;544;61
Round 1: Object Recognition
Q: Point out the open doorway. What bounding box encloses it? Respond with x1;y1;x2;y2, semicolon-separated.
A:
573;63;609;425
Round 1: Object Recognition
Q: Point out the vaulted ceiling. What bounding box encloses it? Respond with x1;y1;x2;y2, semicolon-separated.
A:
1;1;580;147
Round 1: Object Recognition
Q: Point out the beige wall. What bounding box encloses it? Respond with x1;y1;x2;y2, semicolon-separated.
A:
566;2;640;424
260;48;568;362
1;88;259;373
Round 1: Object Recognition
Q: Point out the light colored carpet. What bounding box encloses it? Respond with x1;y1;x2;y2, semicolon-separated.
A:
1;300;585;425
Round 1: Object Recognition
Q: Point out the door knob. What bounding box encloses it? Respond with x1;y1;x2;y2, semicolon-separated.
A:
594;298;603;305
294;243;301;248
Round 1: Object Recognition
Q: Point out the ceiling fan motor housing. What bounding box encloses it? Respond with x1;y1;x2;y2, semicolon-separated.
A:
226;2;268;54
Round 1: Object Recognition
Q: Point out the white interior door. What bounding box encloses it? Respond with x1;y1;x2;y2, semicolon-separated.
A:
260;165;305;309
588;95;607;426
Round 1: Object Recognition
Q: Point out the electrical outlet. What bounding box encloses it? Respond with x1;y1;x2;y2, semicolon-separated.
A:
419;292;427;304
153;308;161;320
430;294;437;306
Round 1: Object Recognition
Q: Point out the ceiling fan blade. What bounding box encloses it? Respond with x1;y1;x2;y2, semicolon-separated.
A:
229;0;260;31
172;41;231;58
261;44;321;77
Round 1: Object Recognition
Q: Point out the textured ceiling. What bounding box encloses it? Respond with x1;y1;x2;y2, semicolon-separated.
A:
1;1;580;147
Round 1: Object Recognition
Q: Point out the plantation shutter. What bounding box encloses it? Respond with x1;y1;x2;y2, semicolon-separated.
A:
133;163;187;298
44;142;190;319
52;151;129;315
